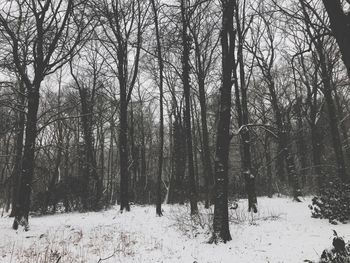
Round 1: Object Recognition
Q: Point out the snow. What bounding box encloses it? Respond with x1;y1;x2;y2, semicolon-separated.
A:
1;197;350;263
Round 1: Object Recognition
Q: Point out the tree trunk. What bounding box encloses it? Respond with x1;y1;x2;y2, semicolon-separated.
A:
321;0;350;77
210;0;234;243
180;0;197;215
119;86;130;211
9;80;25;217
151;0;164;216
319;52;348;182
13;85;40;230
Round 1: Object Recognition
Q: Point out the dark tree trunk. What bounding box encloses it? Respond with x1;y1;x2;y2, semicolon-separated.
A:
321;0;350;77
169;111;186;204
119;83;130;212
322;78;348;182
63;135;70;212
334;90;350;167
319;50;348;182
300;0;348;182
10;80;25;217
191;98;200;190
151;0;164;216
13;84;40;230
180;0;198;215
138;93;147;191
210;0;234;243
98;122;105;205
129;102;136;201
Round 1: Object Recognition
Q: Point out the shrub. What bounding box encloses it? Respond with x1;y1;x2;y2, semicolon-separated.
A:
309;176;350;224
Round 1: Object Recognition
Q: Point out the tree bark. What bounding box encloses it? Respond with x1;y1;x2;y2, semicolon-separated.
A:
180;0;198;215
151;0;164;216
13;85;40;230
9;80;25;217
321;0;350;77
210;0;234;243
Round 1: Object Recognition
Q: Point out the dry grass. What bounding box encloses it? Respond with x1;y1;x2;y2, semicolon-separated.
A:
168;201;285;238
5;225;137;263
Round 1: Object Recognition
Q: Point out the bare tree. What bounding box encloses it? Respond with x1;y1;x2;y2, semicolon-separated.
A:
180;0;198;215
96;0;148;212
150;0;164;216
0;0;91;230
188;0;219;209
210;0;234;244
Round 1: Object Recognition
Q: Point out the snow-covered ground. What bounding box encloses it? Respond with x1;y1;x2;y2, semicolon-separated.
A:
0;197;349;263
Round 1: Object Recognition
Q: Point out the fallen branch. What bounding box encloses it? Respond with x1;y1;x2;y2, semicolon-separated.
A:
97;251;116;262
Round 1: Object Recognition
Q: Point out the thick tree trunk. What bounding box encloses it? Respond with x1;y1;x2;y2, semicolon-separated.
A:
210;0;234;243
323;83;348;182
180;0;198;215
334;90;350;166
321;0;350;77
13;85;40;230
119;88;130;211
319;52;348;182
9;80;25;217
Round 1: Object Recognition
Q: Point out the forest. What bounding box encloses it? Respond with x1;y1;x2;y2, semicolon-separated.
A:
0;0;350;262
